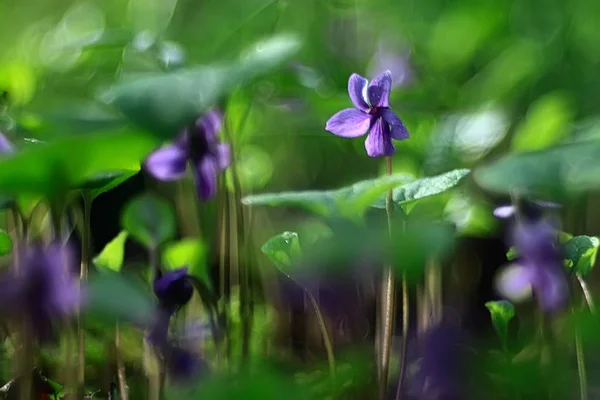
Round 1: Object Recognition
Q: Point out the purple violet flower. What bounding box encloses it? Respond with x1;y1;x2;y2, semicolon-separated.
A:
498;218;568;313
145;110;231;200
164;344;209;383
325;71;409;158
493;200;561;220
0;132;15;153
0;244;80;344
153;267;194;311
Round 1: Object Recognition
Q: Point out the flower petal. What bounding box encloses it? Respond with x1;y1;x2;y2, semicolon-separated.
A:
325;108;371;138
0;133;14;153
196;109;223;139
493;205;516;219
495;264;533;302
380;108;409;140
216;143;231;170
367;70;392;108
193;156;218;201
145;144;188;181
364;118;395;157
348;73;369;111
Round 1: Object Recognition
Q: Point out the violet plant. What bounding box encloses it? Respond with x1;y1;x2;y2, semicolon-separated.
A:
0;3;599;400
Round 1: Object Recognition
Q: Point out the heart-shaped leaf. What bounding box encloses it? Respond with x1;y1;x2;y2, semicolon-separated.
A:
260;231;302;277
101;35;301;138
474;140;600;200
485;300;515;350
371;169;471;211
121;193;176;249
162;237;209;287
84;271;155;325
93;231;128;272
0;129;156;197
564;235;599;278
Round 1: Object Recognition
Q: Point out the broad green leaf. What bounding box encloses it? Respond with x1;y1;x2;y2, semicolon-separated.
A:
93;231;128;272
564;235;599;277
511;92;573;152
474;140;600;200
121;193;176;249
102;35;301;138
162;237;209;285
84;271;155;325
485;300;515;350
371;169;471;211
242;190;335;217
0;230;12;256
0;129;157;197
242;173;416;218
260;231;302;275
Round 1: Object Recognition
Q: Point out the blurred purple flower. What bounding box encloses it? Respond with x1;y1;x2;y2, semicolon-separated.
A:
407;322;468;400
0;132;14;153
153;267;194;311
164;344;209;382
325;71;409;157
493;200;561;220
0;244;80;344
369;43;414;88
145;110;231;200
499;218;568;313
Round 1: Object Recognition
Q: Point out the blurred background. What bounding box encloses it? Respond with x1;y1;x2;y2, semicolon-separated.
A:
1;0;600;398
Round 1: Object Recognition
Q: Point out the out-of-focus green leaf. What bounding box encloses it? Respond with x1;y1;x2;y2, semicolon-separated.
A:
511;92;573;152
127;0;178;36
0;230;11;256
242;190;334;217
165;368;307;400
506;246;518;261
101;35;301;139
93;231;128;272
260;231;301;276
564;235;599;278
162;237;209;286
485;300;515;349
0;130;157;197
121;193;176;249
84;271;154;325
474;140;600;200
371;169;470;212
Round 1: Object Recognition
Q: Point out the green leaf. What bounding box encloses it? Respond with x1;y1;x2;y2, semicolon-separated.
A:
242;173;416;218
93;231;128;272
474;140;600;200
162;237;209;286
242;190;335;217
0;230;12;256
260;231;302;276
102;35;301;138
485;300;515;349
371;169;471;211
121;193;176;249
564;235;599;278
76;169;138;199
84;271;155;325
0;129;157;197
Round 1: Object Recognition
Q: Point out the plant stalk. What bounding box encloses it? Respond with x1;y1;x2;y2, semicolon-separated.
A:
306;292;336;387
379;156;397;400
115;323;129;400
77;193;92;399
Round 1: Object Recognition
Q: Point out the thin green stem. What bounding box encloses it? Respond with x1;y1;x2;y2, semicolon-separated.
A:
379;156;396;400
576;274;595;314
306;292;336;387
77;193;92;399
573;300;588;400
115;323;129;400
146;248;161;400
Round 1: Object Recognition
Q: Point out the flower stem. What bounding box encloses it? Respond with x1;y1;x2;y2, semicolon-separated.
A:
573;301;588;400
77;193;92;399
379;156;397;400
10;207;33;400
576;274;595;314
115;323;129;400
146;248;161;400
306;292;336;389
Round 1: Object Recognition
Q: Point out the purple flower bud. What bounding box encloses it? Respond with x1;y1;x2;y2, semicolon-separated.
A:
153;267;193;310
